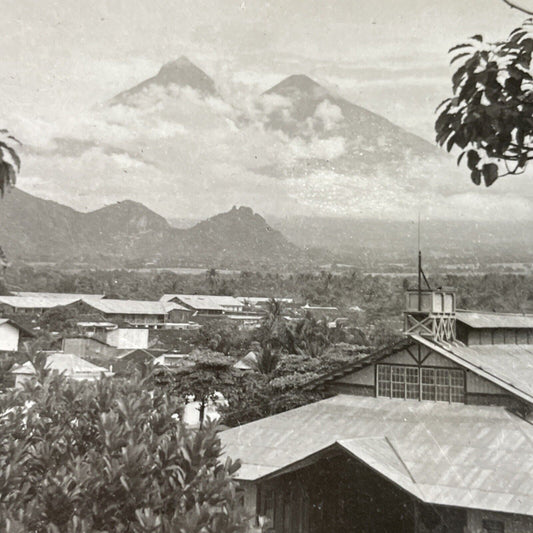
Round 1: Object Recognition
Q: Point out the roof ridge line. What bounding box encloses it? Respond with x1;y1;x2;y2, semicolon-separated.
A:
384;436;418;485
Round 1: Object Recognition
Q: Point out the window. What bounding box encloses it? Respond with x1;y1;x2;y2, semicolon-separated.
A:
422;368;465;403
377;364;465;403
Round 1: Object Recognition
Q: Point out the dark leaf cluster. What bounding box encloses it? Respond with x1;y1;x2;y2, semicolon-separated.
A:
436;20;533;185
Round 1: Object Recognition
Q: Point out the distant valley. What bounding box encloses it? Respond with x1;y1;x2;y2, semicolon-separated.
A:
1;188;532;271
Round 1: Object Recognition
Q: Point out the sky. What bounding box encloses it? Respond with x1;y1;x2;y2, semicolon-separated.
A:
1;0;532;220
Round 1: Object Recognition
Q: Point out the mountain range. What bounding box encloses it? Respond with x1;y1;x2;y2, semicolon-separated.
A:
1;188;532;270
0;189;309;268
13;56;531;269
19;55;479;222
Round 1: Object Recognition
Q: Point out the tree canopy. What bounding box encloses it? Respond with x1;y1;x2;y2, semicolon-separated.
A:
436;17;533;186
0;375;247;532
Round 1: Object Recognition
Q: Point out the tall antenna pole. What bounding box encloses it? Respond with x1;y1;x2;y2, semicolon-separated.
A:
418;212;422;311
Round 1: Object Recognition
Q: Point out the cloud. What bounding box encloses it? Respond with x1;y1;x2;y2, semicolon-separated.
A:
313;100;344;131
10;71;533;222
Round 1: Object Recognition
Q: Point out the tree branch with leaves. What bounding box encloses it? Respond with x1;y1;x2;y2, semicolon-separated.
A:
435;18;533;186
501;0;533;15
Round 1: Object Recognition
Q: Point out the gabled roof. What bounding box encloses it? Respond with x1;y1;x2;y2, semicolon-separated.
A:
221;395;533;516
0;318;35;337
233;351;258;370
82;299;187;315
76;322;118;329
413;334;533;405
0;295;84;309
11;353;113;379
302;304;338;311
456;310;533;329
308;338;413;389
160;294;231;311
311;333;533;406
161;294;244;309
238;297;294;304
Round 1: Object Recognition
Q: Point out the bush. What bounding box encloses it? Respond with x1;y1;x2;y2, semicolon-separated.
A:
0;375;247;532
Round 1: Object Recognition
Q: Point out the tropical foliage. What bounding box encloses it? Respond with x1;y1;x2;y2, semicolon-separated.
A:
0;375;247;532
436;17;533;185
0;130;20;196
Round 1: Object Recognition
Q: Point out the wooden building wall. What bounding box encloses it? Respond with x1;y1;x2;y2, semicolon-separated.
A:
253;453;470;533
456;323;533;345
325;342;524;410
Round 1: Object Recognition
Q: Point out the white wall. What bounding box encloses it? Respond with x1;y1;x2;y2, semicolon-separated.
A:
182;400;223;426
105;328;149;349
0;322;20;351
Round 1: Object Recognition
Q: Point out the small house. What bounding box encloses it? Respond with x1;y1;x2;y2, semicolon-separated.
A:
0;318;34;352
11;353;113;388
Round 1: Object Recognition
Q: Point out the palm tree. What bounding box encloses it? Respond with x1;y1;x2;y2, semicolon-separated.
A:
0;130;20;288
0;130;20;196
252;344;281;375
258;299;288;350
205;268;220;293
289;311;331;357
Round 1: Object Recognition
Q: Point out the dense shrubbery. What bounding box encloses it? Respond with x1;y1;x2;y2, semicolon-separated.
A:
0;375;247;532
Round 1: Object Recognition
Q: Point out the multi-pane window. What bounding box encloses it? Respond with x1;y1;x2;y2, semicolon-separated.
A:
377;364;465;403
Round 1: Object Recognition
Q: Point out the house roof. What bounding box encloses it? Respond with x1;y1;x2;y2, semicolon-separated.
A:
238;297;294;304
311;333;533;407
0;295;84;309
308;338;413;389
456;310;533;329
76;322;118;329
413;334;533;405
221;395;533;516
161;294;244;309
11;353;113;379
82;299;187;315
0;318;35;337
160;294;230;311
302;304;338;311
116;348;157;361
233;351;258;370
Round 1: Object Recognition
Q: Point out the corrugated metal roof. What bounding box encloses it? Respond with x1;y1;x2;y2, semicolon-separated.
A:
0;295;84;308
413;335;533;405
221;395;533;516
160;294;243;310
11;353;113;378
83;299;187;315
233;351;258;370
456;310;533;329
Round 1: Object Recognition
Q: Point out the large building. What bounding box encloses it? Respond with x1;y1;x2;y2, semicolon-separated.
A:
73;299;192;326
221;287;533;533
